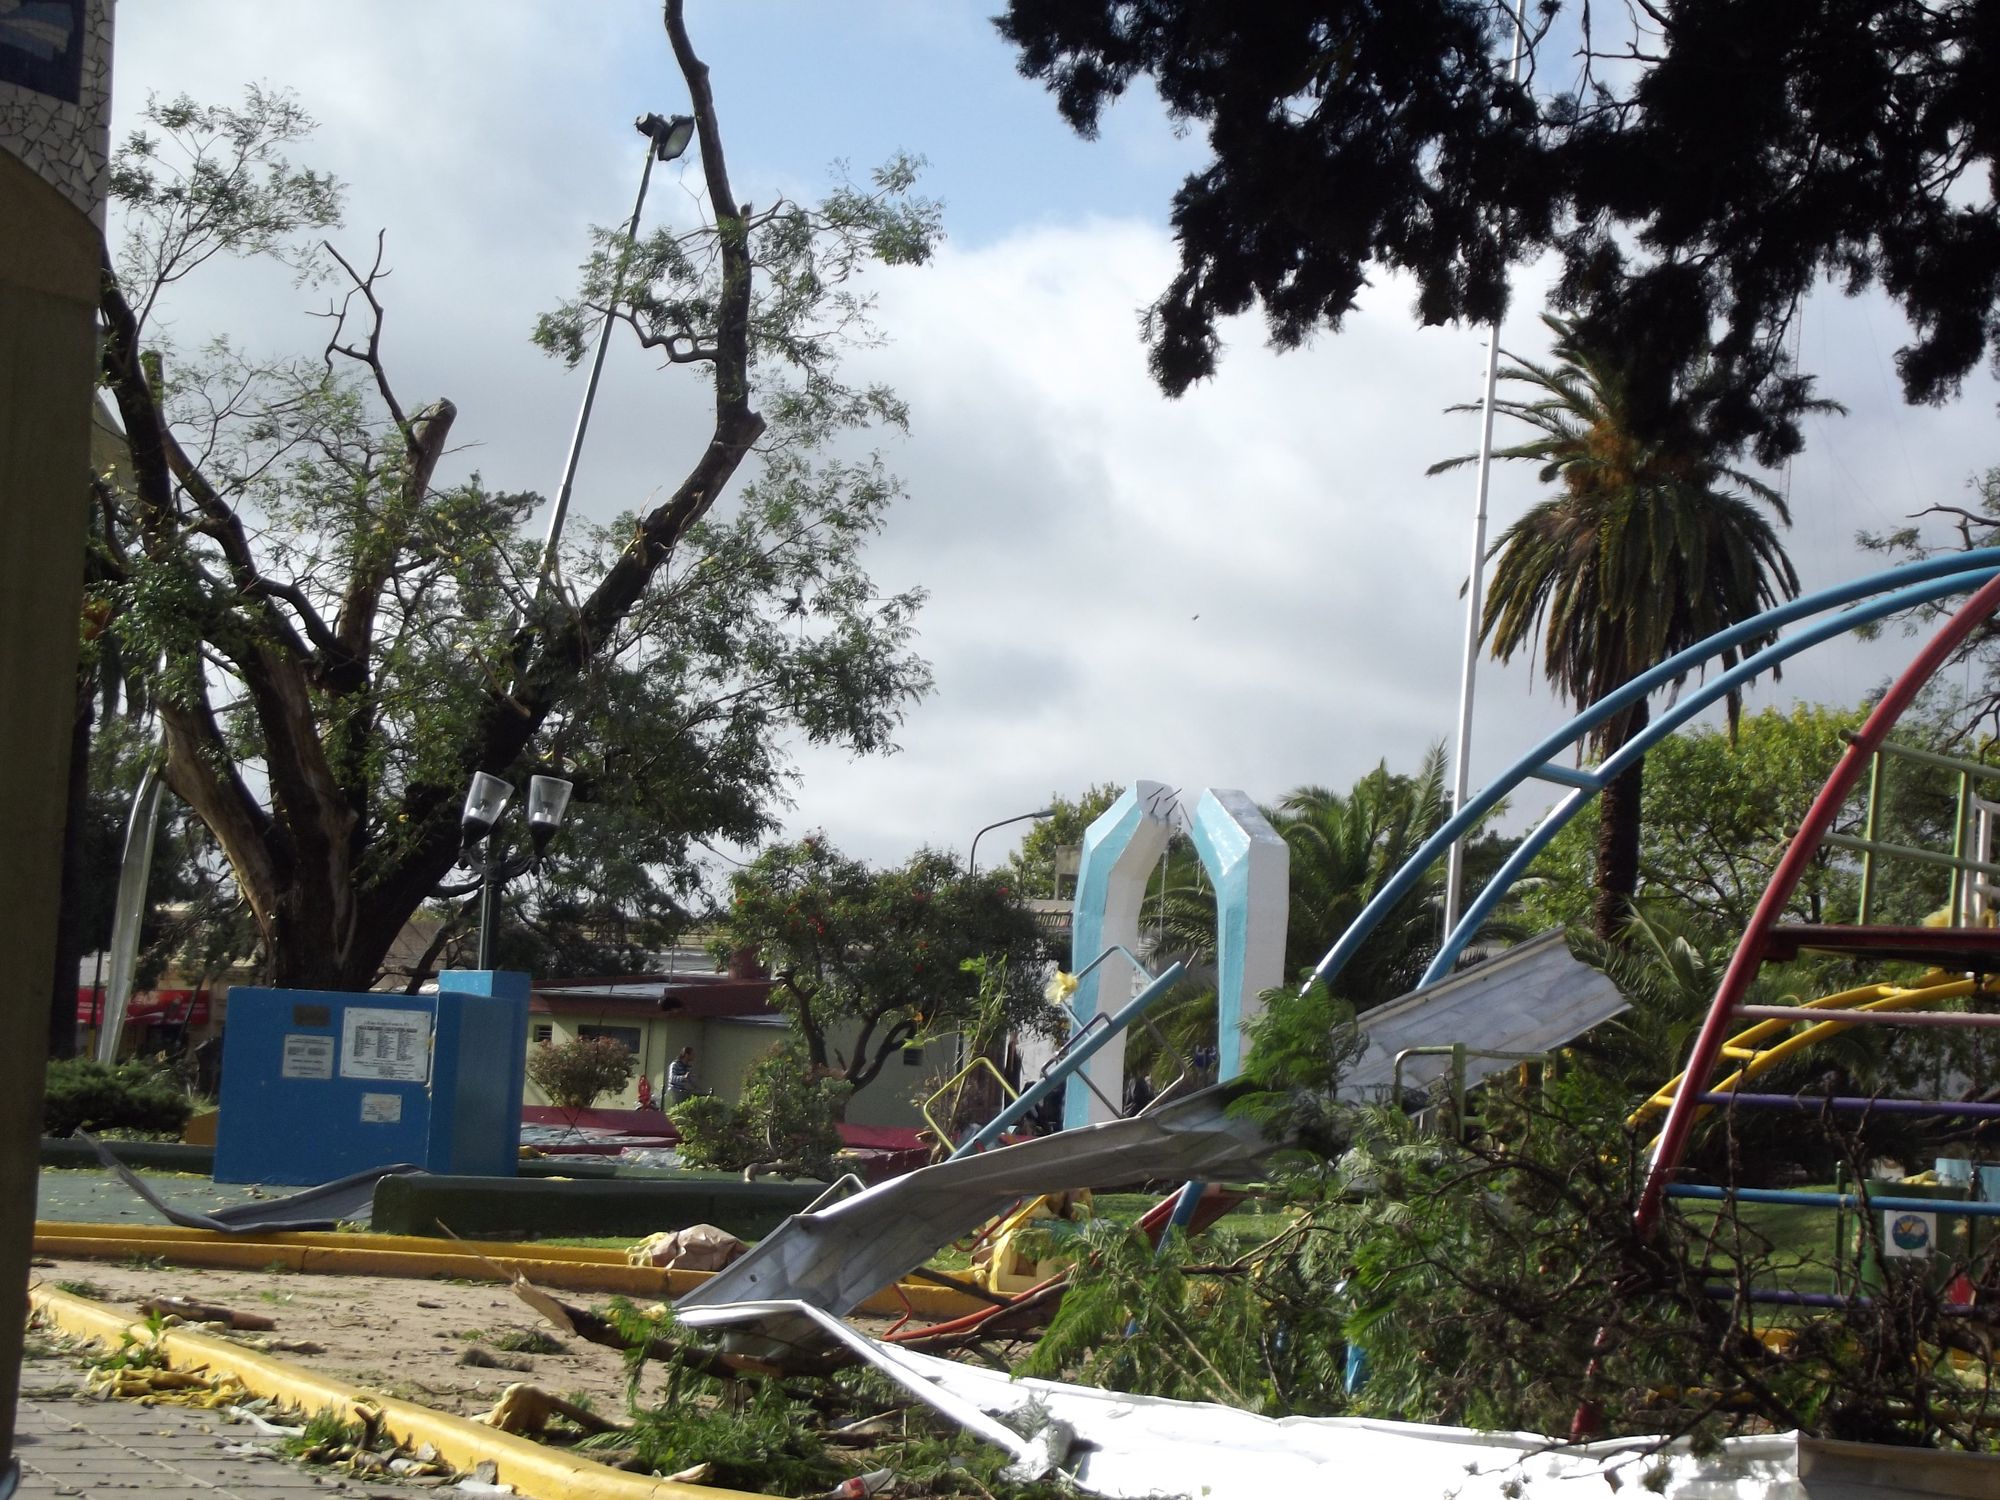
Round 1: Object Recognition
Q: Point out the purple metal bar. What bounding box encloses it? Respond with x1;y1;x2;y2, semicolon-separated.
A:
1696;1091;2000;1119
1731;1006;2000;1028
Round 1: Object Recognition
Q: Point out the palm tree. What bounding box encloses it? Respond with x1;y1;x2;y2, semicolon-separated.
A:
1273;747;1454;1005
1432;316;1816;939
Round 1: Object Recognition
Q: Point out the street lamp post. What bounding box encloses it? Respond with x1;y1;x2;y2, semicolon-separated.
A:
530;111;697;607
968;809;1056;878
459;772;575;970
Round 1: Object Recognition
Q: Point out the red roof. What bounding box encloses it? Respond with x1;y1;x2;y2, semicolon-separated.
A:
530;974;777;1020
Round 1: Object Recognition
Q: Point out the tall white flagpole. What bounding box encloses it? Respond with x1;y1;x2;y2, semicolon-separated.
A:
1442;0;1529;940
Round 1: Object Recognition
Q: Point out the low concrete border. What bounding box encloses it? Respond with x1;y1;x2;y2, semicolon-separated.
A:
32;1220;986;1319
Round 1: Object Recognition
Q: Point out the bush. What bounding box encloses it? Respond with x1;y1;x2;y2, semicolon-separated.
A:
667;1094;758;1167
671;1042;849;1179
43;1058;192;1139
526;1035;636;1112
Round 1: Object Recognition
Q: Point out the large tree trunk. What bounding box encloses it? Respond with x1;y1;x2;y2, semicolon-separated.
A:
1593;695;1649;939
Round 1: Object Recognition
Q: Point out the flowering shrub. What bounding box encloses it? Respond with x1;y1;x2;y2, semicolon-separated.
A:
526;1034;636;1112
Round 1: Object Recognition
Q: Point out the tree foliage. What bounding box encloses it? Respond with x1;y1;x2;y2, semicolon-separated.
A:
719;839;1049;1096
525;1033;637;1113
669;1041;849;1180
91;2;939;989
1033;1021;2000;1455
1270;745;1485;1002
1520;703;1960;935
1004;783;1121;898
998;0;1999;463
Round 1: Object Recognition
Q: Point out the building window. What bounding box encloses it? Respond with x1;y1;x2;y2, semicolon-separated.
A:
531;1024;553;1044
903;1045;925;1067
578;1024;642;1055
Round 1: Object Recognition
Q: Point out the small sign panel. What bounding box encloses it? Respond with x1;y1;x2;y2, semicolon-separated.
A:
279;1034;334;1081
359;1093;403;1125
292;1004;331;1027
1883;1209;1937;1258
339;1007;432;1084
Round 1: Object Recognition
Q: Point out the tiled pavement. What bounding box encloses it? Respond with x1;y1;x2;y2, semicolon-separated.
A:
13;1353;420;1498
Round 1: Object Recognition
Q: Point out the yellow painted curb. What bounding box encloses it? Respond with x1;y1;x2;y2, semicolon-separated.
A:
29;1284;775;1500
36;1220;635;1261
34;1221;987;1319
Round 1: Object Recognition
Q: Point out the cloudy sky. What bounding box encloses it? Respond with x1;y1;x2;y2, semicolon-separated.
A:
110;2;2000;877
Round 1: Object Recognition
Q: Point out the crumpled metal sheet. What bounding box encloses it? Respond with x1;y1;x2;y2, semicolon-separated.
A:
906;1354;1811;1499
674;1300;1045;1473
674;1298;1823;1499
1341;929;1629;1101
83;1133;423;1232
676;1083;1274;1315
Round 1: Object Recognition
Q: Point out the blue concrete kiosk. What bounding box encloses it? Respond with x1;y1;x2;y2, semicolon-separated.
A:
215;970;528;1185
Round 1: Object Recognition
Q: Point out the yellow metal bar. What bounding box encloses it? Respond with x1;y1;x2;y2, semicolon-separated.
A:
920;1055;1019;1145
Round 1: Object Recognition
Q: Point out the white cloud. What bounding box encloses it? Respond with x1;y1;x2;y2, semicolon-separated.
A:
106;2;2000;886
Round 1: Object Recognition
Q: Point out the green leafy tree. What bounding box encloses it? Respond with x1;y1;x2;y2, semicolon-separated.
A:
1038;1011;2000;1452
1004;783;1122;898
91;3;939;991
719;839;1049;1099
998;1;1994;464
1520;703;1959;936
1268;744;1518;1003
1433;316;1808;938
670;1041;850;1180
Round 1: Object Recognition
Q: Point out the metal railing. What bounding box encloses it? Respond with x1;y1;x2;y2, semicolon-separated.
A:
1836;733;2000;925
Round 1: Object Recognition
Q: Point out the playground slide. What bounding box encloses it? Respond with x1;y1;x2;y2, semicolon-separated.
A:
1631;971;2000;1143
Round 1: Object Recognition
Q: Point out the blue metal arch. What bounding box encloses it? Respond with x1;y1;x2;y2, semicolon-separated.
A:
1306;550;2000;999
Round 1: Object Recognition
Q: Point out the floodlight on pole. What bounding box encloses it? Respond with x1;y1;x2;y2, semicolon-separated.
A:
526;774;575;854
458;771;575;969
529;109;699;609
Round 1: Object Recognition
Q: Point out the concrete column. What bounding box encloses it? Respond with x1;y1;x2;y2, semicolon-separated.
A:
0;151;99;1468
1188;788;1290;1080
1064;782;1174;1128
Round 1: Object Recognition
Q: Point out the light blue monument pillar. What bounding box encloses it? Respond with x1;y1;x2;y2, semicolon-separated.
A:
1062;783;1289;1129
1188;789;1289;1080
1064;783;1175;1129
215;969;529;1185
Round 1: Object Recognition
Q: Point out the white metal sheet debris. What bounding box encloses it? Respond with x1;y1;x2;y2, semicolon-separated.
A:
1343;929;1629;1101
677;1084;1275;1316
676;1298;1977;1499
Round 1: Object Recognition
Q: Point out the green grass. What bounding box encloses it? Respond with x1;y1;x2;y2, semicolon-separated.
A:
1670;1188;1881;1296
